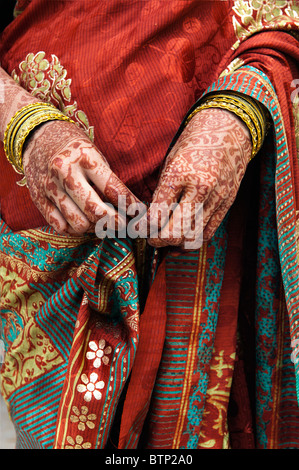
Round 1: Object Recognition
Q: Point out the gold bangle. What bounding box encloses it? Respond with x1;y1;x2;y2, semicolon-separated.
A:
7;107;48;170
214;92;267;143
208;96;262;154
4;103;48;168
185;92;267;160
4;102;56;172
185;100;259;158
3;102;75;174
14;109;74;173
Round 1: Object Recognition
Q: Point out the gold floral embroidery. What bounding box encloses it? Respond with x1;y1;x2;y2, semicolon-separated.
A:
211;350;235;378
11;51;94;140
70;406;97;431
0;265;65;398
65;435;92;449
232;0;299;49
125;310;139;332
197;351;235;449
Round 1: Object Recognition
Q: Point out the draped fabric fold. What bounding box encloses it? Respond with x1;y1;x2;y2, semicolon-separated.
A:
0;0;299;449
118;256;167;449
0;223;143;449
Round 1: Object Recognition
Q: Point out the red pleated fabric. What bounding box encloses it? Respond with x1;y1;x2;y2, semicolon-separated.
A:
118;257;167;449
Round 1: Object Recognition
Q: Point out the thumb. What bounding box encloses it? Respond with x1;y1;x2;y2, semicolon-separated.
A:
138;173;182;238
103;171;146;218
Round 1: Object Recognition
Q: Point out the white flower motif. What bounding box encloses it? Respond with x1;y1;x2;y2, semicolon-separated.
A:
77;373;105;402
86;339;112;368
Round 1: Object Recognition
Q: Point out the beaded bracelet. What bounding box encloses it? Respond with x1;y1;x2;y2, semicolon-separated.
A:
3;102;75;174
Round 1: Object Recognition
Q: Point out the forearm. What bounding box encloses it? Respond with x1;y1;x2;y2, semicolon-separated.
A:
0;66;39;140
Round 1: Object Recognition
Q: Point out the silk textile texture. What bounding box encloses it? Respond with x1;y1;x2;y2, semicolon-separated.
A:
0;0;299;449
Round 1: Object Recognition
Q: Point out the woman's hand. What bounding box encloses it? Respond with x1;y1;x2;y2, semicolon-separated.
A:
23;120;143;235
139;108;252;249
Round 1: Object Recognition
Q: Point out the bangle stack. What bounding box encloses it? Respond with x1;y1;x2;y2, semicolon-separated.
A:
3;102;75;174
185;92;268;160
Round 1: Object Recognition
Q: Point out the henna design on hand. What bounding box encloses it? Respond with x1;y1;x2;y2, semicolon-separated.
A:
0;66;143;236
139;108;252;249
22;120;142;235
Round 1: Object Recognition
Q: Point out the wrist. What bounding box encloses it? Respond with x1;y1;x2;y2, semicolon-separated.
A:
0;92;39;141
185;107;252;165
0;67;40;140
3;102;75;176
185;92;268;161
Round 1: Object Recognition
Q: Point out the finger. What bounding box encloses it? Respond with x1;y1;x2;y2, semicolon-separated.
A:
148;202;185;247
62;174;122;226
88;167;145;218
200;186;226;230
147;172;216;248
202;195;235;241
149;197;204;249
36;196;70;235
143;183;183;240
46;189;92;234
47;165;129;235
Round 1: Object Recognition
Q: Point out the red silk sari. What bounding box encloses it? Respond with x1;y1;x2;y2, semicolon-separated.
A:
0;0;299;449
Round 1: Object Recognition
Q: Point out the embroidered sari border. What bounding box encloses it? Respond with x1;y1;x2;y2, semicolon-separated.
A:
189;64;299;403
172;244;207;448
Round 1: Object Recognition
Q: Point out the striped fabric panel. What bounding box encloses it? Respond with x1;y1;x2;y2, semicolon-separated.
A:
77;239;132;311
35;277;82;358
8;364;67;449
53;237;140;449
197;65;299;401
145;215;228;449
202;64;299;445
96;340;133;448
0;220;12;235
147;249;206;449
